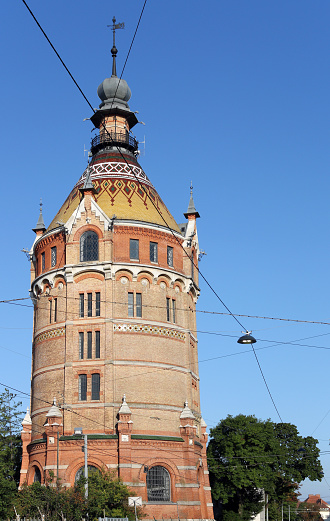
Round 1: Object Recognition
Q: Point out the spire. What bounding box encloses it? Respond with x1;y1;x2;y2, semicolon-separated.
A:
22;407;32;426
184;182;200;219
107;16;125;78
180;400;195;420
118;394;132;415
80;160;96;195
46;397;62;418
32;199;46;234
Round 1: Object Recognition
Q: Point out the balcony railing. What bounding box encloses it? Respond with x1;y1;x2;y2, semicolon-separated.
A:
91;131;138;154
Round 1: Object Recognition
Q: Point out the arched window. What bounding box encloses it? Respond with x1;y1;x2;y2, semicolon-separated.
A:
146;466;170;502
80;231;98;262
33;466;41;483
75;465;98;483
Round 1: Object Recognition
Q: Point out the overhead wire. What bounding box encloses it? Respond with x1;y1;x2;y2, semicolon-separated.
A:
4;296;330;328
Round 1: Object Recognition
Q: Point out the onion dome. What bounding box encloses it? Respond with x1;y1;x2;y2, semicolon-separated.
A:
91;25;138;131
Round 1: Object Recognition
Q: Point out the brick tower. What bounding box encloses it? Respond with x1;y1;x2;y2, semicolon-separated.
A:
20;35;214;521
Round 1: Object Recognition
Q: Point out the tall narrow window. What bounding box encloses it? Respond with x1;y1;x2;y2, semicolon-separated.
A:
95;292;100;317
79;294;84;318
191;251;194;280
49;300;52;323
80;231;98;262
146;466;170;502
51;246;57;267
128;292;134;317
79;374;87;401
150;242;158;263
87;293;92;317
172;299;176;323
54;298;57;322
87;331;92;359
136;293;142;318
42;252;45;272
95;331;100;359
79;332;84;359
166;298;170;322
167;246;173;267
130;239;139;260
91;374;100;401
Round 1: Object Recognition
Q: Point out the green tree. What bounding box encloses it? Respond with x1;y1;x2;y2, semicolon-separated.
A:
15;469;139;521
85;469;139;520
297;501;322;521
0;389;23;518
15;476;85;521
207;415;323;521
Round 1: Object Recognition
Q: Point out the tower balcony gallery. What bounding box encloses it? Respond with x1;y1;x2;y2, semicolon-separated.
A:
20;29;214;521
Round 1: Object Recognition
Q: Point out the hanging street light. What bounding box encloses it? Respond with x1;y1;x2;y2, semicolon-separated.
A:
237;331;257;344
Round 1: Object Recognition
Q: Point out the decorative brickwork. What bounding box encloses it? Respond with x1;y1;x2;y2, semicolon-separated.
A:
113;323;185;341
34;327;65;345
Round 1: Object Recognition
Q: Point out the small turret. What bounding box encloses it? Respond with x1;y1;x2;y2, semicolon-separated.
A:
184;182;200;219
32;200;46;235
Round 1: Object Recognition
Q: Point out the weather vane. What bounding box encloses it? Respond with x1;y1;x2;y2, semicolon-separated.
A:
107;17;125;76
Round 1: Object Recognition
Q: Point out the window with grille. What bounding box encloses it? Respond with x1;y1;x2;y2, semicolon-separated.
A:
54;298;57;322
80;231;99;262
87;293;92;317
166;298;170;322
49;300;52;323
75;465;98;483
95;331;100;358
95;292;100;317
42;252;45;272
150;242;158;263
79;374;87;401
79;332;84;359
146;466;170;502
91;373;100;400
79;294;84;318
51;246;57;267
172;299;176;323
167;246;173;267
130;239;139;260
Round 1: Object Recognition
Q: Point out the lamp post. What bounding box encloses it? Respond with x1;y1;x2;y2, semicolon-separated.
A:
74;428;88;500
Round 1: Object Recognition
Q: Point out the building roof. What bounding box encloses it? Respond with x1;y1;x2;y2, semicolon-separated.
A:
303;495;330;509
47;151;181;233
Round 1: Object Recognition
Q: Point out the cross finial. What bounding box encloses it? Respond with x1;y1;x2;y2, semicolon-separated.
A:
107;16;125;77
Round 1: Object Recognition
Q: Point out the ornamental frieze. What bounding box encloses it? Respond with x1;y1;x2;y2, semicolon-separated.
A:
113;323;185;341
34;327;65;345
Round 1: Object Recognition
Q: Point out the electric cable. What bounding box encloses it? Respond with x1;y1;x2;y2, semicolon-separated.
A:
4;295;330;329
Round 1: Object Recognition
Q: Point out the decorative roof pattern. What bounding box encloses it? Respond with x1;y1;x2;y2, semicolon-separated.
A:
47;154;180;233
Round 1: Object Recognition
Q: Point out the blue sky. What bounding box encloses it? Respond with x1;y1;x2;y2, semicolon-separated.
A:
2;0;330;502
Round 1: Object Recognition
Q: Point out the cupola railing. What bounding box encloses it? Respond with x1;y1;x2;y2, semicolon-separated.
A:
91;131;138;154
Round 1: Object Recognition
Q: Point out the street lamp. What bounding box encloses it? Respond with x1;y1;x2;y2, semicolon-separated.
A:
237;331;257;344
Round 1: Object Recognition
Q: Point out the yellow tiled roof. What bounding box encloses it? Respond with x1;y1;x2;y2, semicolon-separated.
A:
47;152;181;233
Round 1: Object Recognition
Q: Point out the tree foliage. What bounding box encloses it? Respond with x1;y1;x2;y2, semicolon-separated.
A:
207;415;323;521
296;501;323;521
14;469;139;521
0;389;23;518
